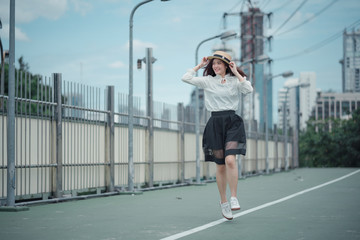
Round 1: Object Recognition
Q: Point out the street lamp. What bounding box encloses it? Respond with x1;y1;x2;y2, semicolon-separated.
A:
194;30;237;184
264;69;294;174
128;0;169;192
282;82;309;171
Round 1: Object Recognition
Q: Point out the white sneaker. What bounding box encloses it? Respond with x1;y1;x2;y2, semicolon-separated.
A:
220;201;233;220
230;197;241;211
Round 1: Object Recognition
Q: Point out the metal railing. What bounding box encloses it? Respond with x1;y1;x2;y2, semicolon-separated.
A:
0;70;293;205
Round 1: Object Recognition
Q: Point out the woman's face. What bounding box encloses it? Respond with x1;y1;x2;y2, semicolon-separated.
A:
212;59;227;77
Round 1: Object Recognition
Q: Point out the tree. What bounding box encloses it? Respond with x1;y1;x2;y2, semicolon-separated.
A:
0;57;61;117
18;56;29;72
299;109;360;167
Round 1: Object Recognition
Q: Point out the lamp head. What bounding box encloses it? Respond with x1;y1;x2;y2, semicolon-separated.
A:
255;54;270;63
220;30;237;40
282;71;294;78
299;83;310;88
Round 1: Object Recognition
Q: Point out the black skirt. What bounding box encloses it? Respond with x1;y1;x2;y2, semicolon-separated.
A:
202;110;246;165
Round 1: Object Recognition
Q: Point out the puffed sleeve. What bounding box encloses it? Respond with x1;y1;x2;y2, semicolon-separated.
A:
181;69;207;89
237;77;253;94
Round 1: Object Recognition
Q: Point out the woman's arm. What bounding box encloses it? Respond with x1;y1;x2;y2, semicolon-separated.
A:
229;61;246;82
229;61;253;94
193;57;208;72
181;57;209;88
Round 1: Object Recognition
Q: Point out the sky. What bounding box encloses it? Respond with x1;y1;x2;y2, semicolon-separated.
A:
1;0;360;124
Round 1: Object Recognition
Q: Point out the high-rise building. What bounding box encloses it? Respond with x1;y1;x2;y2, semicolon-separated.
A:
240;7;270;130
298;72;317;129
277;73;317;130
340;28;360;93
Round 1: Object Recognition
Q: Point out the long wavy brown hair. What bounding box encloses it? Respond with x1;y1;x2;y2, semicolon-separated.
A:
203;59;247;78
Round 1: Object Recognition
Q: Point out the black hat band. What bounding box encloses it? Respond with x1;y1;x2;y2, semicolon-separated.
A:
213;54;230;63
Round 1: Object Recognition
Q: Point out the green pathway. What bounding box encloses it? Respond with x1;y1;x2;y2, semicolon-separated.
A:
0;168;359;240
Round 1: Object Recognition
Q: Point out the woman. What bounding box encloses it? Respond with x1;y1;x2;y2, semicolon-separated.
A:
181;51;253;220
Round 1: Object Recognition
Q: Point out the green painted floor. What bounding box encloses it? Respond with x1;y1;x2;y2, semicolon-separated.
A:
0;168;359;240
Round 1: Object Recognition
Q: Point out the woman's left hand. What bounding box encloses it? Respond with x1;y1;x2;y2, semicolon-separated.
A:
229;61;237;74
229;61;245;82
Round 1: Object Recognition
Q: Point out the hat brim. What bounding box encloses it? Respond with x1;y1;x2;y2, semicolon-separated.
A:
208;56;231;64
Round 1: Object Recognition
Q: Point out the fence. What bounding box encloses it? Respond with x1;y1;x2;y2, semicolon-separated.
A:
0;71;293;205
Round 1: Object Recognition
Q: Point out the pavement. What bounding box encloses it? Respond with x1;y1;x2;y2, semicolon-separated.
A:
0;168;359;240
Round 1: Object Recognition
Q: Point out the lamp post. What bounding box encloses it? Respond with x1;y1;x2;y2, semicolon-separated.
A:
283;82;309;171
194;31;237;184
264;70;293;174
128;0;169;192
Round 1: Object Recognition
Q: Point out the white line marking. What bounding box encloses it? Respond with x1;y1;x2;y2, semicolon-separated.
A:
160;169;360;240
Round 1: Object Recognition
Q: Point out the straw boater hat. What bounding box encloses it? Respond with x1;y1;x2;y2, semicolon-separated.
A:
208;51;232;64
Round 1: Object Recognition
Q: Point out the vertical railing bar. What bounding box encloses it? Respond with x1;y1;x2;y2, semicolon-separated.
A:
24;71;27;195
97;88;100;188
40;77;44;194
50;77;54;193
78;83;82;190
0;58;2;198
53;73;62;198
81;84;85;189
79;83;83;189
44;77;48;193
87;85;90;189
87;86;91;187
85;84;87;187
28;73;31;194
75;82;78;191
66;81;70;192
36;76;39;195
71;81;75;192
93;87;96;188
73;82;77;191
17;69;21;196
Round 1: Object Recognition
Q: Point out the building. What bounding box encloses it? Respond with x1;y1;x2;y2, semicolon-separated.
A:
313;92;360;121
277;73;317;131
340;28;360;93
240;7;271;130
298;72;317;129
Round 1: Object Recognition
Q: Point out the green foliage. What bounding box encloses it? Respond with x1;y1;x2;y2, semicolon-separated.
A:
0;57;56;117
299;109;360;167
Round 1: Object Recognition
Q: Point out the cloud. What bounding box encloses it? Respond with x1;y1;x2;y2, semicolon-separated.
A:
0;24;29;41
172;17;181;23
15;0;68;23
0;0;93;24
70;0;93;16
109;61;126;69
124;39;157;53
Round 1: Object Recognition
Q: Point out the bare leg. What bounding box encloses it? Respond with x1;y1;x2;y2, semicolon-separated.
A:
216;164;227;203
225;155;238;198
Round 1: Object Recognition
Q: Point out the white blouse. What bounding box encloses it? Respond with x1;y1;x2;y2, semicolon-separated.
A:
181;69;253;112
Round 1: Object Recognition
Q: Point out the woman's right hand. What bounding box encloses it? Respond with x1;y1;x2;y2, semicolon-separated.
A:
200;57;209;68
193;57;209;72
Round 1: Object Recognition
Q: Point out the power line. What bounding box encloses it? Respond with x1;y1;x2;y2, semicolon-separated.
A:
260;0;272;10
276;0;340;36
271;0;308;36
274;18;360;61
269;0;296;13
226;0;244;13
